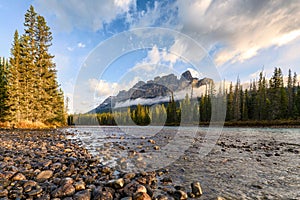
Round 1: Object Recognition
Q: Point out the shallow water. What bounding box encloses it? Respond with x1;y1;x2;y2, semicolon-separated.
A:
66;126;300;199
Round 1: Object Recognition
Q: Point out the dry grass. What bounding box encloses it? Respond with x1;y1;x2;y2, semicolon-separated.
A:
0;120;53;129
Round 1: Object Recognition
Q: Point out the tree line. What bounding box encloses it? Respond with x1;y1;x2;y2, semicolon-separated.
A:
0;6;66;128
70;67;300;126
225;68;300;121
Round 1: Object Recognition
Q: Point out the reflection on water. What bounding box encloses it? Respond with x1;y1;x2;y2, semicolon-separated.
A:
66;126;300;199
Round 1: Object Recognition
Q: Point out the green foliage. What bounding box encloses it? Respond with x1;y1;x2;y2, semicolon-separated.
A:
0;5;66;127
131;104;151;125
0;57;9;121
69;67;299;126
166;93;180;125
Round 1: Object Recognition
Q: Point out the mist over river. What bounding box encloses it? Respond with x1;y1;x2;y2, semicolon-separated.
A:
66;126;300;199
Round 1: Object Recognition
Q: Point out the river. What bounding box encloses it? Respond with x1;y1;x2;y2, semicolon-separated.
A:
66;126;300;199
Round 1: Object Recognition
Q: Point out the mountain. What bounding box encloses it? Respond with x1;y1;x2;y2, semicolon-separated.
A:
89;70;213;114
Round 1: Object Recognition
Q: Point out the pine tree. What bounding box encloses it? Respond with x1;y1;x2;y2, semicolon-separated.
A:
248;80;258;120
166;93;178;124
6;5;66;126
7;31;22;122
233;77;241;121
296;84;300;117
0;57;9;121
35;15;62;123
269;67;284;119
23;5;38;121
287;69;294;118
181;93;192;124
242;89;249;120
280;86;288;118
258;71;267;120
293;73;298;116
226;82;234;121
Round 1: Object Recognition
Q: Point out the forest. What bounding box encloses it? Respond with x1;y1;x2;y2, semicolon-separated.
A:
0;6;66;128
69;67;300;126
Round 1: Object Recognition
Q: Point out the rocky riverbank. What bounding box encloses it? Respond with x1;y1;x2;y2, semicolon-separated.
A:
0;129;214;200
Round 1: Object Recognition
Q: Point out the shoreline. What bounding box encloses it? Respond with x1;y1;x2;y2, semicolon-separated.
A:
0;129;206;199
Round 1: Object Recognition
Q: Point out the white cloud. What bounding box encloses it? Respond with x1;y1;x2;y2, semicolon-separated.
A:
77;42;86;48
272;29;300;47
175;0;300;65
67;47;74;51
88;79;121;97
34;0;135;32
114;0;133;12
36;0;300;66
130;45;183;74
131;0;300;66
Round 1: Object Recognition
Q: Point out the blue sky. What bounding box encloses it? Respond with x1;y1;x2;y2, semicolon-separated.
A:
1;0;300;113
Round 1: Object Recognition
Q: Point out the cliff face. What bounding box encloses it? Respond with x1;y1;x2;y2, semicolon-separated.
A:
90;70;213;113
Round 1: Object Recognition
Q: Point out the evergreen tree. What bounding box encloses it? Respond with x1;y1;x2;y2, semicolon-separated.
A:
241;89;249;120
287;69;294;118
292;72;298;117
233;77;241;121
0;57;9;121
7;31;22;122
6;5;66;126
280;86;288;118
269;67;284;119
296;84;300;117
180;93;192;124
35;15;62;123
258;71;268;120
166;93;178;124
226;82;234;121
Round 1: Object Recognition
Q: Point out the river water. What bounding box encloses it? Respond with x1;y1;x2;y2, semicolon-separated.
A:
66;126;300;199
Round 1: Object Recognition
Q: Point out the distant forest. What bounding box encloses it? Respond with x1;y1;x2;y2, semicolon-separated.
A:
0;6;66;128
70;67;300;126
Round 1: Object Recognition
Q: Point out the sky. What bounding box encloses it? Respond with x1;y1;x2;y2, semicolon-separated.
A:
1;0;300;113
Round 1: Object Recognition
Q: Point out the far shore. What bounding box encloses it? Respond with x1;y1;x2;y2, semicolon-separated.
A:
1;119;300;130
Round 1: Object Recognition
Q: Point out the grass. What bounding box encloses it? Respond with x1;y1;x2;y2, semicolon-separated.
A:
0;120;62;129
222;119;300;127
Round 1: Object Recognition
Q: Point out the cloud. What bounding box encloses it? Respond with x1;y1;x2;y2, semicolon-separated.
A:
88;79;121;97
36;0;300;66
77;42;86;48
126;0;300;66
34;0;135;32
272;29;300;47
175;0;300;65
130;45;183;73
67;47;74;51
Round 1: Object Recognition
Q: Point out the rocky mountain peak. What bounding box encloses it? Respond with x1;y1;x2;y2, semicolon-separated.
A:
180;70;193;82
89;70;213;113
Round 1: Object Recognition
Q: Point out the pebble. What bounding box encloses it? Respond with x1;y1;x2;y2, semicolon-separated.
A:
51;183;76;198
11;173;26;181
36;170;53;182
173;190;188;200
133;192;152;200
153;146;160;150
0;129;219;199
108;178;125;189
93;187;113;200
0;189;8;197
74;181;86;191
191;181;202;197
73;189;91;200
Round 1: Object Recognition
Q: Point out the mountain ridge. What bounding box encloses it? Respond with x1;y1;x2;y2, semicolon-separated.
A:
89;70;213;114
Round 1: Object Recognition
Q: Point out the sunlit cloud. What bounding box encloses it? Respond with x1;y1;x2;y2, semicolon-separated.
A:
77;42;86;48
